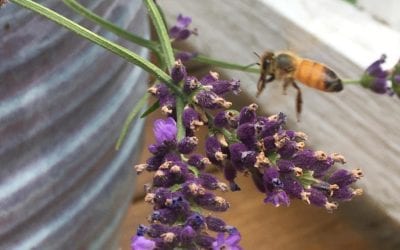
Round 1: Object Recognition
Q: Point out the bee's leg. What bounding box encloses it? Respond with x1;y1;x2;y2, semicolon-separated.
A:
282;76;292;95
256;74;266;97
257;74;275;97
291;81;303;122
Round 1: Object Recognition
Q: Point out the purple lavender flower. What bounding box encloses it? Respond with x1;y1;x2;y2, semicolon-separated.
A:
182;106;203;131
180;226;196;245
170;59;187;83
178;136;198;154
212;231;242;250
169;14;197;41
360;55;392;95
131;236;156;250
153;118;177;145
148;83;176;114
194;90;232;109
175;51;198;62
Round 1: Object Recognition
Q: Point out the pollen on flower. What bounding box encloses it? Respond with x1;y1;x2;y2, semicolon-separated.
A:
295;131;308;140
293;167;303;176
255;151;270;168
353;188;363;196
170;165;181;173
301;191;311;204
352;168;364;178
217;182;229;192
159;161;172;170
188;182;206;195
134;164;148;174
155;170;165;177
325;201;338;211
144;193;155;203
215;151;227;161
331;153;346;164
161;232;176;243
314;151;328;161
296;142;305;150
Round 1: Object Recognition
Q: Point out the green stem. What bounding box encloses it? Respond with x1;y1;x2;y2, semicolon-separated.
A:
176;98;185;141
193;54;260;74
144;0;175;69
115;93;150;150
11;0;183;97
62;0;158;51
343;79;361;84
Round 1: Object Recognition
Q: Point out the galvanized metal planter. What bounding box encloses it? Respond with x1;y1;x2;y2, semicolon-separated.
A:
0;1;148;249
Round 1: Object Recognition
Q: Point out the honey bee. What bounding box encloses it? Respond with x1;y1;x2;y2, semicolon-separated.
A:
256;51;343;120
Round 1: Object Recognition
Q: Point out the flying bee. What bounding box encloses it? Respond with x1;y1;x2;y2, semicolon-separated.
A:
256;51;343;120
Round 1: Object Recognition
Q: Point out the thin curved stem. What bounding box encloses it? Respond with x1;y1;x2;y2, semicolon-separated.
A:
193;54;260;74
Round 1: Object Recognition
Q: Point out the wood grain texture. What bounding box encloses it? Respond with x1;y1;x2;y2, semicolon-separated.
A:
158;0;400;224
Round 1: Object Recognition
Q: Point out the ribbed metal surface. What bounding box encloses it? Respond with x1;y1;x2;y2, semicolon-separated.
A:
0;1;148;249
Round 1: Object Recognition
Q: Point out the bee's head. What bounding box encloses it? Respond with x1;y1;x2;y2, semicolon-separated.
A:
260;51;275;81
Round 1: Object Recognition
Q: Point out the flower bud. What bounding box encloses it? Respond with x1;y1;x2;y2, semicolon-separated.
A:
171;59;187;83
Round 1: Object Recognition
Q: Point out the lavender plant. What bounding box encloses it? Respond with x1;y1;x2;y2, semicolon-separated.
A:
5;0;396;249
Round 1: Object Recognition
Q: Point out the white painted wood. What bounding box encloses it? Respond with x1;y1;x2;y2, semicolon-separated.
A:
264;0;400;68
358;0;400;31
159;0;400;224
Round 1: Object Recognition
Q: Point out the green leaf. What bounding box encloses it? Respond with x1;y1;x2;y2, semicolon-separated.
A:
144;0;175;69
140;100;160;118
115;93;150;150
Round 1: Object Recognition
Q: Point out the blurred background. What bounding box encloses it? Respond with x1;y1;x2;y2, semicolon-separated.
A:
119;0;400;249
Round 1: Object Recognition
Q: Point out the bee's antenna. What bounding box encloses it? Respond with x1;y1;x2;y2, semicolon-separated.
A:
253;51;261;59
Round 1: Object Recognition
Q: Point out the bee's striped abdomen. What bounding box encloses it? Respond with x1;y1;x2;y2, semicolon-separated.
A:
294;59;342;92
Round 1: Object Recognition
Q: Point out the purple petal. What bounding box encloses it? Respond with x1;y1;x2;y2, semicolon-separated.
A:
131;236;156;250
153;118;177;144
177;14;192;28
